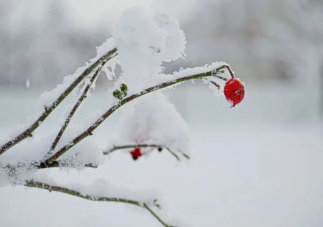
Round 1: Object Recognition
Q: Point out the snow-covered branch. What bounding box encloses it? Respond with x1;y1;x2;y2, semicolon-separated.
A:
0;48;117;157
44;64;231;166
104;144;190;161
37;161;98;169
48;58;107;153
25;180;175;227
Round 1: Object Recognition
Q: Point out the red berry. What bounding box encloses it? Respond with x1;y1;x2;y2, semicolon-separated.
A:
224;79;245;107
130;148;142;160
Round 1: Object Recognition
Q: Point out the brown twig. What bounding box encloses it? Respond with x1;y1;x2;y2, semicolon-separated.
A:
37;161;98;169
48;53;116;154
212;65;235;79
0;48;117;157
103;144;190;161
25;180;174;227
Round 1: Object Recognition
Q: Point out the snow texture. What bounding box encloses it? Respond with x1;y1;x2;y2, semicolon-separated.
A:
113;7;186;93
114;93;190;157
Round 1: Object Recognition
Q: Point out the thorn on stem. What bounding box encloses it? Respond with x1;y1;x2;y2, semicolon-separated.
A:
210;81;220;90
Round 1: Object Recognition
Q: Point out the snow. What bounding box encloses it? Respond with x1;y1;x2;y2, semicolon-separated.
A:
113;7;166;93
70;178;158;205
111;93;190;157
0;79;322;226
113;7;186;94
96;38;119;81
0;130;104;187
31;172;158;205
54;124;105;168
2;6;241;191
1;124;322;227
1;5;321;227
153;11;186;62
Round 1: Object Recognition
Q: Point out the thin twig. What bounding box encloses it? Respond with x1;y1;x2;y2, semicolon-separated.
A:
37;161;98;169
48;53;116;153
0;48;117;157
177;150;191;160
25;180;148;206
1;162;97;174
44;65;232;165
212;65;235;79
103;144;190;161
25;181;174;227
143;204;177;227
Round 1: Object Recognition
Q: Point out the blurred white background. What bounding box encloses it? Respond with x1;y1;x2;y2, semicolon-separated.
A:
0;0;323;226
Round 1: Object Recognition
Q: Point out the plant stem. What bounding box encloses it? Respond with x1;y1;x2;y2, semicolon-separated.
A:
144;204;176;227
37;161;97;169
0;48;117;157
25;181;174;227
104;144;189;161
48;55;112;153
25;180;145;205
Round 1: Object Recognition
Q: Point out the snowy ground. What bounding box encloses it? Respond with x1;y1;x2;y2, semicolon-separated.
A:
0;84;323;227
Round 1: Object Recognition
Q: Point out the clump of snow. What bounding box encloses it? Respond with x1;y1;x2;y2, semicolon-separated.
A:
113;7;167;93
96;38;119;81
114;93;190;157
113;7;186;94
153;12;186;62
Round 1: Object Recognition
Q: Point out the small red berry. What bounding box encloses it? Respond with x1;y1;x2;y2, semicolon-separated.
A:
130;148;142;160
224;78;245;107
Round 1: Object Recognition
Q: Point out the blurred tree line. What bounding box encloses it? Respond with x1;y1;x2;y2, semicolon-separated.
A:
0;0;109;86
0;0;322;87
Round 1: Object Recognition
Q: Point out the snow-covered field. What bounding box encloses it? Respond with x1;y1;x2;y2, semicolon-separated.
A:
1;84;322;227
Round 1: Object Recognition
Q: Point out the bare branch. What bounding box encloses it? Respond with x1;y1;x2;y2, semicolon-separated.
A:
37;161;98;169
144;204;178;227
103;144;190;161
0;48;117;157
48;54;111;153
44;64;231;165
25;180;175;227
